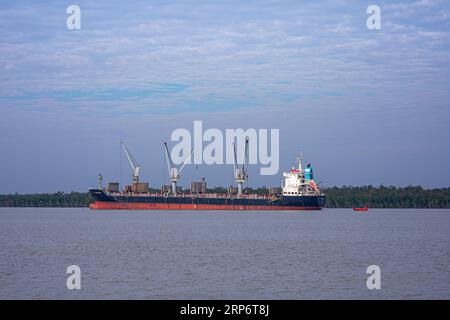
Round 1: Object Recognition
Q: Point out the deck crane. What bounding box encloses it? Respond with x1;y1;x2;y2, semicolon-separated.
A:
164;142;195;194
121;141;141;184
233;137;249;196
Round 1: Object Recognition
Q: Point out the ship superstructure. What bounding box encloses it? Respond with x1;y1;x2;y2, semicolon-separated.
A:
282;157;320;196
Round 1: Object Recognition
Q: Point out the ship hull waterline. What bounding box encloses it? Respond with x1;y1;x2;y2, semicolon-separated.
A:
90;201;322;211
89;189;325;211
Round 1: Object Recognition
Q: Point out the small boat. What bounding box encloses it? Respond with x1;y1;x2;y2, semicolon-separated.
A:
353;205;368;212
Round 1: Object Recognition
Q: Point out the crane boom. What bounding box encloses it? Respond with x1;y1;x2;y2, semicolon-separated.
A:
233;142;238;177
232;137;249;195
163;142;195;194
163;142;174;174
178;146;195;175
242;137;249;172
121;141;140;182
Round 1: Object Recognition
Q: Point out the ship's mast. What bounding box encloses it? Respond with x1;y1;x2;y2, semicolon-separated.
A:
98;174;103;190
297;152;303;172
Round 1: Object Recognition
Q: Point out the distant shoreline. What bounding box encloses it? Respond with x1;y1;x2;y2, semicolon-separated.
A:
1;206;449;209
1;186;449;208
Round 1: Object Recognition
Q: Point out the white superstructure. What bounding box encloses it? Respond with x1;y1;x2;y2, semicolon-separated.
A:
282;157;322;196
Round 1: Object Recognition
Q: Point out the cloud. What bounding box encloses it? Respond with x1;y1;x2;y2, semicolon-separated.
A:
0;0;449;116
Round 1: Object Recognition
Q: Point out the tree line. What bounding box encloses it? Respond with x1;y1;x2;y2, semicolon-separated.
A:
323;185;450;208
0;186;449;208
0;192;92;208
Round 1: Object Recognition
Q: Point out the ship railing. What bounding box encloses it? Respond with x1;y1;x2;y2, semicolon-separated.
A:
192;193;276;199
107;191;280;199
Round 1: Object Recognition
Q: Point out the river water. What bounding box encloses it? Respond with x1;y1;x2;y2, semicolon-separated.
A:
0;208;449;299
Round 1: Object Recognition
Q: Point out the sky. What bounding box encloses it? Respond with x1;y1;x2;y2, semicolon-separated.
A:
0;0;449;193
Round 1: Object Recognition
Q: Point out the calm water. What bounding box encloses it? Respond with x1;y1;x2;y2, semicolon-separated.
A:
0;208;449;299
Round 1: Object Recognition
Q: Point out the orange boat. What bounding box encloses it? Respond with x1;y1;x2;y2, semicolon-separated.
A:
353;205;368;212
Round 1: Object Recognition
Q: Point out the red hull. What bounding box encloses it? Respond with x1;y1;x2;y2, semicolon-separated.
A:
90;201;321;211
353;206;368;211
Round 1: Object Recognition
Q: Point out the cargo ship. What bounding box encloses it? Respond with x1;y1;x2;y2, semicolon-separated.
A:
89;141;326;210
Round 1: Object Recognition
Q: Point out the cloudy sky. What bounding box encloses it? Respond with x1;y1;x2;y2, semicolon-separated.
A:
1;0;449;193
